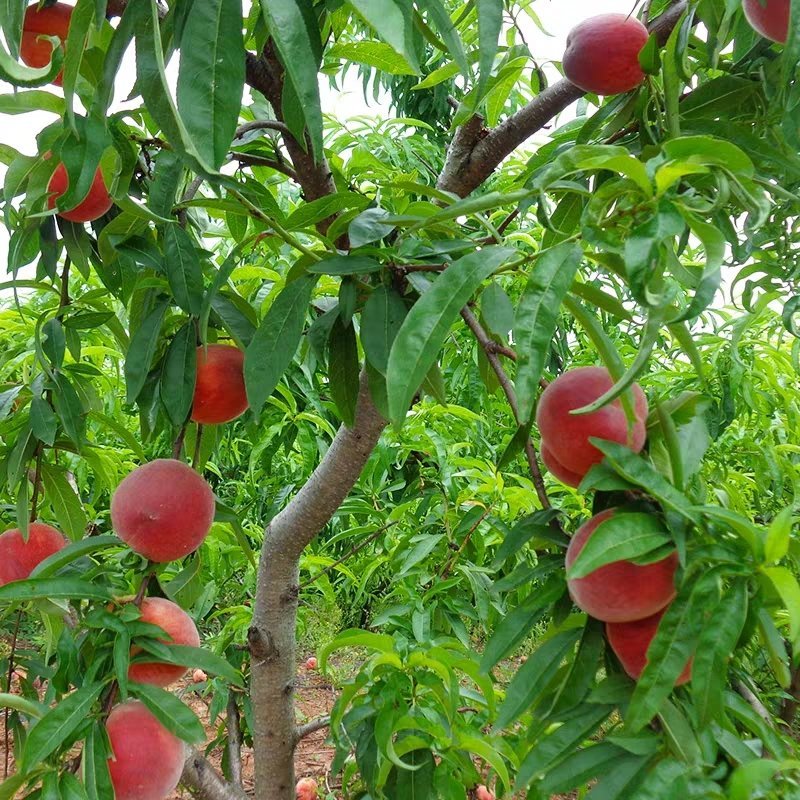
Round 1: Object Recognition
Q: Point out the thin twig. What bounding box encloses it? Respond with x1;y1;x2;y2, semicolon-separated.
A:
460;307;551;510
440;508;490;579
192;425;204;471
232;153;298;181
234;120;292;139
780;666;800;725
297;521;398;590
29;444;44;524
4;609;22;778
172;422;188;460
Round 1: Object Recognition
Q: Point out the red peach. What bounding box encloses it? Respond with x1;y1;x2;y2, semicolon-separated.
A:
296;777;318;800
606;607;692;684
536;366;648;483
0;522;67;585
20;2;72;86
476;786;496;800
541;443;585;488
742;0;789;43
563;14;649;95
47;161;113;223
110;459;215;563
192;668;208;683
128;597;200;688
565;509;677;623
191;345;248;425
305;657;318;670
105;701;184;800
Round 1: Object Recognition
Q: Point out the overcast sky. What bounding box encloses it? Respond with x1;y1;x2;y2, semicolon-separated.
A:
0;0;636;270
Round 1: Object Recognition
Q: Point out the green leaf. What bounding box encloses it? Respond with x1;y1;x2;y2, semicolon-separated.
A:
761;566;800;648
764;507;793;564
495;629;580;728
245;275;317;413
515;703;613;789
31;534;122;579
124;297;169;405
692;581;748;725
62;0;96;126
129;683;204;743
0;90;65;116
328;41;417;75
480;578;564;671
177;0;245;170
346;0;419;73
567;513;672;580
161;322;197;426
361;285;407;374
0;693;45;719
475;0;503;98
0;34;63;87
418;0;469;76
39;463;86;542
30;395;57;446
319;628;397;672
328;316;359;427
82;723;113;800
514;242;582;424
139;644;243;687
163;225;205;316
260;0;324;159
491;510;566;568
285;192;370;230
307;255;382;275
0;578;112;603
626;575;718;732
386;246;513;425
51;373;85;447
22;683;104;769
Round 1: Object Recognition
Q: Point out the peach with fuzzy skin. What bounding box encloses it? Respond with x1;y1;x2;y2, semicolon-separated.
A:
192;668;208;683
565;509;678;623
743;0;790;43
128;597;200;688
305;657;317;670
536;366;648;482
191;344;249;425
476;786;496;800
296;777;319;800
20;2;72;85
541;443;585;488
563;14;649;96
606;607;692;683
47;162;113;223
110;459;215;563
105;701;184;800
0;522;67;585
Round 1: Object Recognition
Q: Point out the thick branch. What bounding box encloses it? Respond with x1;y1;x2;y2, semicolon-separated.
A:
437;1;688;197
181;748;246;800
265;373;387;560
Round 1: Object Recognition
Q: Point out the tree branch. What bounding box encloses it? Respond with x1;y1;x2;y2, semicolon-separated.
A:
182;748;247;800
294;716;331;744
460;308;551;510
235;120;292;139
226;694;244;789
437;1;688;198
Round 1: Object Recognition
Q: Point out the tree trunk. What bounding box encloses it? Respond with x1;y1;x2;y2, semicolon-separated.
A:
249;374;387;797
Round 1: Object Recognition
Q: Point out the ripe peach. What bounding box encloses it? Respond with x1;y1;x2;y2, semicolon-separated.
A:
476;786;496;800
0;522;66;585
305;657;317;670
20;2;72;85
128;597;200;688
565;509;677;623
47;161;113;223
606;607;692;684
110;459;215;563
105;701;184;800
563;14;649;95
192;668;208;683
536;366;648;483
541;443;585;488
191;345;248;425
296;777;318;800
742;0;789;43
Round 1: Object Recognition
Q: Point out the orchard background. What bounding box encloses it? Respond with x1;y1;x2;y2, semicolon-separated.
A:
0;0;799;799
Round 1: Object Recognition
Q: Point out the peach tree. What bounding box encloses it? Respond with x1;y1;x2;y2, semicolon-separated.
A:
0;0;799;799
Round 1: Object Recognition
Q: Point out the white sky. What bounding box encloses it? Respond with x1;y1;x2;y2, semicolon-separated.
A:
0;0;635;270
